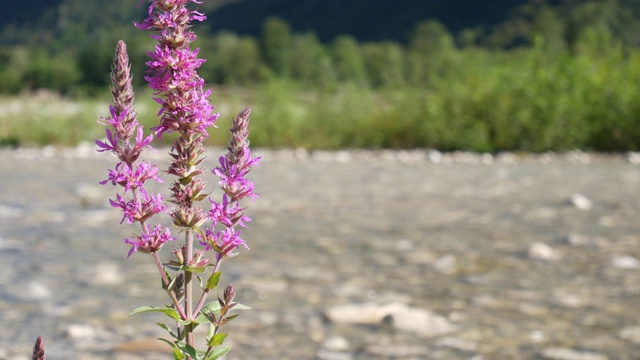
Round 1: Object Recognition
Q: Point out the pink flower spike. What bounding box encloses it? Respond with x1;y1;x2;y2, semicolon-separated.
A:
96;129;119;153
124;224;176;258
200;227;249;258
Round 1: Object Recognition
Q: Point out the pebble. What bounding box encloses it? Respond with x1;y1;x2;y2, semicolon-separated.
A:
1;149;640;359
65;324;96;340
528;242;561;260
611;256;640;269
325;303;455;338
564;233;608;247
321;336;350;352
540;347;608;360
567;193;593;210
618;326;640;343
383;305;456;337
9;281;51;301
324;303;407;325
316;349;353;360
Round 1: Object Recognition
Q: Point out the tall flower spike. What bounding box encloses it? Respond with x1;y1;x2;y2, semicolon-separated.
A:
109;40;138;141
31;337;45;360
97;39;169;257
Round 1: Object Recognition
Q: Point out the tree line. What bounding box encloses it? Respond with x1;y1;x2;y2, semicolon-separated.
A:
0;0;637;95
4;0;640;151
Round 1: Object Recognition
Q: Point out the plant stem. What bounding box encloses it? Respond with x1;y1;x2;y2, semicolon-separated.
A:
152;252;188;321
184;228;194;352
192;257;223;317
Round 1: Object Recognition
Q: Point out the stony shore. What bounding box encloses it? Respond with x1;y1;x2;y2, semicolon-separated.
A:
2;146;640;359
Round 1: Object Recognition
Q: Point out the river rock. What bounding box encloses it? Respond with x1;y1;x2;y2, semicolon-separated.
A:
619;326;640;343
325;302;455;337
540;347;608;360
611;256;640;269
567;193;592;210
528;242;561;260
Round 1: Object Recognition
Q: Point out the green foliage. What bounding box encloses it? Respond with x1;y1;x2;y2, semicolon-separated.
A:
330;35;367;86
3;0;640;151
260;17;293;77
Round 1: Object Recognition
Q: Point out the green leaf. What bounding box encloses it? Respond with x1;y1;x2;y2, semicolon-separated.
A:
234;302;251;310
158;338;184;360
207;324;216;342
193;226;207;242
219;314;240;326
166;273;179;292
176;341;200;360
156;322;178;339
204;346;231;360
194;301;222;324
129;306;181;322
206;271;221;290
208;333;228;347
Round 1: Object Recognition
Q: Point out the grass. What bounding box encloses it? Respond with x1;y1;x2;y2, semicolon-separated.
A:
3;46;640;152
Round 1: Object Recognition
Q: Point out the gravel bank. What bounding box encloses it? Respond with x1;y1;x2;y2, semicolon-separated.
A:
1;146;640;359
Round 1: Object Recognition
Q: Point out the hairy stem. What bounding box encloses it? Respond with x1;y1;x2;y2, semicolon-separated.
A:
153;252;187;320
192;257;223;317
184;229;194;350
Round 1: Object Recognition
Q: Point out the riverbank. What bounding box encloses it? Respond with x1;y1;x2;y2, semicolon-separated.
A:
1;147;640;359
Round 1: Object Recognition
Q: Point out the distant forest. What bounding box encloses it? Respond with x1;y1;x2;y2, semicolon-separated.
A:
4;0;640;151
1;0;639;93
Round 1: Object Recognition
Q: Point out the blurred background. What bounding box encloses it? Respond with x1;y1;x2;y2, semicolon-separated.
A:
2;0;640;151
5;1;640;359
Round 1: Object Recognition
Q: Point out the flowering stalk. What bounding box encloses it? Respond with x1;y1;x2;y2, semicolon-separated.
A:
31;337;45;360
98;1;259;359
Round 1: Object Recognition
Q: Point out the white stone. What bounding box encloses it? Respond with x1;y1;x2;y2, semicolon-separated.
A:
90;262;124;285
567;193;592;210
619;326;640;343
626;151;640;164
528;242;561;260
541;347;608;360
611;256;640;269
386;307;455;337
324;302;455;337
322;336;350;352
65;324;96;340
428;150;442;163
432;254;458;274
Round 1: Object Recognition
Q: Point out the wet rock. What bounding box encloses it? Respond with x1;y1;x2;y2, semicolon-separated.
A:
540;347;608;360
567;193;592;210
528;242;561;260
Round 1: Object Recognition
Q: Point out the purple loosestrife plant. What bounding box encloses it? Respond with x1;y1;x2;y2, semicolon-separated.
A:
97;2;260;359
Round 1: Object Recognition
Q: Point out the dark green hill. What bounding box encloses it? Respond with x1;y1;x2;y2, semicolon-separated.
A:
205;0;531;43
0;0;533;46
